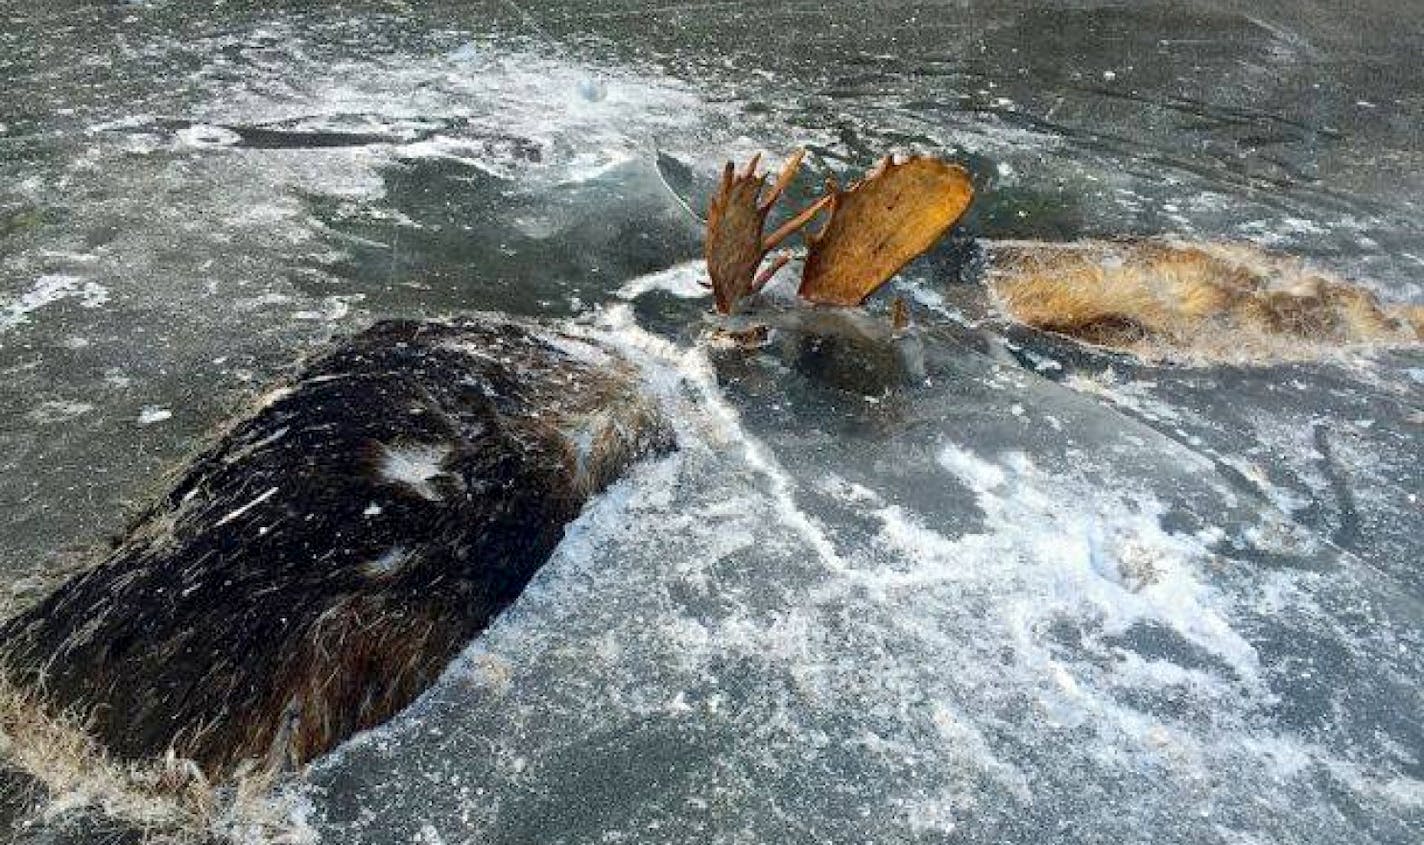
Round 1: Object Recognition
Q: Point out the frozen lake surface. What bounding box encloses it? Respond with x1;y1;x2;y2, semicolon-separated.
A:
1;1;1421;843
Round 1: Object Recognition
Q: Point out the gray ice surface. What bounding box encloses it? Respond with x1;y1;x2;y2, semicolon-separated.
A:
1;2;1421;843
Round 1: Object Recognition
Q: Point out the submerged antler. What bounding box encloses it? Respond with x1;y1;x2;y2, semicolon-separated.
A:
705;149;831;313
799;157;974;306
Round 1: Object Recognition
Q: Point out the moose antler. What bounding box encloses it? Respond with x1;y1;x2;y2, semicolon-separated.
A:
799;156;974;306
705;149;832;314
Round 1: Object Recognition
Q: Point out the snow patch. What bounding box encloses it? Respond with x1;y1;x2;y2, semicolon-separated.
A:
1;275;110;332
137;406;172;425
615;261;711;301
930;443;1261;686
937;444;1007;493
375;442;453;502
175;123;241;147
25;400;95;424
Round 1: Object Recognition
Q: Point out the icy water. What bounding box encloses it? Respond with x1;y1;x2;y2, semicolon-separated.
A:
2;1;1422;843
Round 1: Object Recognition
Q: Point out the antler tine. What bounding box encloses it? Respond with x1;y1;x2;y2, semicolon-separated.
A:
740;152;763;180
758;148;807;213
709;161;735;216
750;251;793;294
762;193;833;252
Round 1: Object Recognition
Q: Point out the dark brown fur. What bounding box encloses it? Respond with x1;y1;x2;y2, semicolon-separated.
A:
0;317;671;779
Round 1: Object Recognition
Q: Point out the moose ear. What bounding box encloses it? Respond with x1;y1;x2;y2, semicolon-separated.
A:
799;157;974;306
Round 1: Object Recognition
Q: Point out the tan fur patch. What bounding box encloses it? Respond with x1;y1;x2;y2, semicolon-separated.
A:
987;239;1422;364
0;671;305;841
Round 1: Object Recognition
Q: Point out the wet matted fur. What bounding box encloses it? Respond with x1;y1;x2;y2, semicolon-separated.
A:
988;239;1423;364
0;317;671;779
